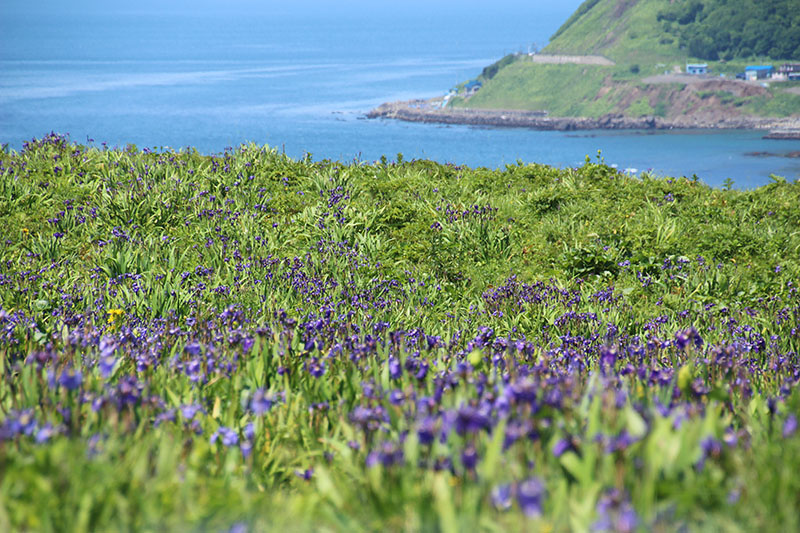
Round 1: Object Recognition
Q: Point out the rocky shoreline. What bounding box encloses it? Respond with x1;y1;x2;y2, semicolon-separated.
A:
366;99;800;137
764;130;800;140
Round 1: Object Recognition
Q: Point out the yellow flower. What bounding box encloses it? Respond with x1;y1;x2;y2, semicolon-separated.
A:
21;228;29;236
107;308;124;325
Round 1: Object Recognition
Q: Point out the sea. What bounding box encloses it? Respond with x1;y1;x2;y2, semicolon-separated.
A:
2;1;799;188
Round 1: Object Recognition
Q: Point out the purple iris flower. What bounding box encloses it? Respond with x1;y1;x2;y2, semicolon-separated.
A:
614;505;638;533
99;336;116;357
389;389;405;406
58;367;83;391
154;410;176;428
211;426;239;447
552;438;573;457
185;359;203;382
184;341;202;356
228;522;248;533
516;477;545;517
249;389;273;415
701;437;723;457
675;331;690;350
35;423;58;444
388;357;402;380
417;416;436;445
784;415;798;438
366;441;404;468
696;437;723;470
1;410;37;440
180;404;203;420
98;355;118;378
461;444;478;471
454;405;491;435
599;345;618;370
606;431;636;454
491;484;512;511
115;376;142;407
414;361;429;380
240;441;253;459
295;468;314;481
594;490;638;533
307;358;326;378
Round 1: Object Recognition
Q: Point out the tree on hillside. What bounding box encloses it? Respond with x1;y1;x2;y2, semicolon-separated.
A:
658;0;800;60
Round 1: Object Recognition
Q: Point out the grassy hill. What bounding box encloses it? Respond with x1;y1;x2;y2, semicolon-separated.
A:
545;0;682;64
448;0;800;119
547;0;800;63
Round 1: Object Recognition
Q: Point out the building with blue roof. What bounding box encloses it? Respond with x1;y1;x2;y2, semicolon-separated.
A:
745;65;774;81
464;80;483;94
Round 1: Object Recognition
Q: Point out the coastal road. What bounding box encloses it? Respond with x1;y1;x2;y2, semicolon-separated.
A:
526;54;615;66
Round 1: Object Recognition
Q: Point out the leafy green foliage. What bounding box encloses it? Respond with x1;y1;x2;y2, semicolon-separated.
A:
544;0;687;63
658;0;800;60
1;135;800;531
480;54;519;81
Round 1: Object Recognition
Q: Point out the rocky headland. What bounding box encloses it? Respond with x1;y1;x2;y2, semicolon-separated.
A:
367;98;800;136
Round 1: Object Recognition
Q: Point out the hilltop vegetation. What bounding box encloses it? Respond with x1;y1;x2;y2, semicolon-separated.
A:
547;0;800;63
658;0;800;61
1;135;800;531
545;0;681;63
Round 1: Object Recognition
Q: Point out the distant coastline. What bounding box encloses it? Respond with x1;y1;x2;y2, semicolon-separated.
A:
367;98;800;138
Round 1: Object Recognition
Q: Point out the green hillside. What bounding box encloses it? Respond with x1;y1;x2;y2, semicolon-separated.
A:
545;0;681;63
448;0;800;119
545;0;800;63
456;62;619;116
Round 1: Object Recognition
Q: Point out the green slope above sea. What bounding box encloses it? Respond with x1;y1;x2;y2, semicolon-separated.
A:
447;0;800;122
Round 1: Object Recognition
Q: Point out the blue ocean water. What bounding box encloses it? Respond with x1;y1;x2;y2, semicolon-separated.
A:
2;2;799;188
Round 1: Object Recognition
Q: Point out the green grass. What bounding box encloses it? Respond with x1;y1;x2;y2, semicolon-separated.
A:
743;87;800;117
452;62;616;117
543;0;684;64
626;95;655;117
2;136;800;531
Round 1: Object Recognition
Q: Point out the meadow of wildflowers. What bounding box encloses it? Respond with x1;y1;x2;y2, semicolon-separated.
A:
1;133;799;531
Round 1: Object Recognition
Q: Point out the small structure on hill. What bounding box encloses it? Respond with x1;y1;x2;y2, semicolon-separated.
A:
464;80;483;95
686;63;708;75
778;63;800;81
745;65;774;80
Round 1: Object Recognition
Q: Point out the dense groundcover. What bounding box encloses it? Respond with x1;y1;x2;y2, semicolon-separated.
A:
1;133;799;531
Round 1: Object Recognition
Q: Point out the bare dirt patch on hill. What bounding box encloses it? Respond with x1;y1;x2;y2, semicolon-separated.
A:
632;76;773;125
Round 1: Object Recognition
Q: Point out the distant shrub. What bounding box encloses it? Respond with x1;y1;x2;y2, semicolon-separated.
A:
481;54;518;80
